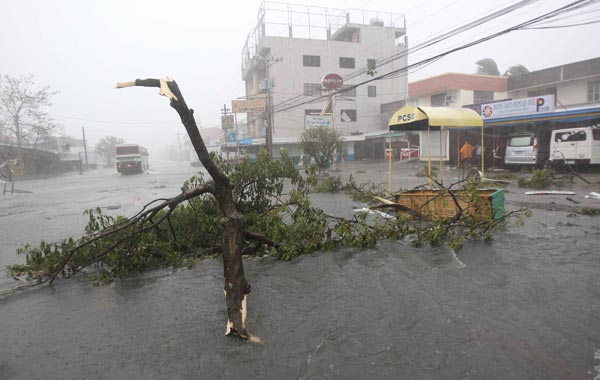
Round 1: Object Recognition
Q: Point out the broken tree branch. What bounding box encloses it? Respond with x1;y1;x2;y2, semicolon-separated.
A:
117;77;251;339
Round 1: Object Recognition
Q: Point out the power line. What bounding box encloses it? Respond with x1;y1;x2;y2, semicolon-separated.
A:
274;0;600;114
522;19;600;28
272;0;542;112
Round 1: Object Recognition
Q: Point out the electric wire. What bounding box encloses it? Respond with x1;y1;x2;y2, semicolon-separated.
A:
274;0;600;114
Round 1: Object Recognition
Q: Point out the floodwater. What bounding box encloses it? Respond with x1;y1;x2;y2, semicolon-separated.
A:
1;161;600;379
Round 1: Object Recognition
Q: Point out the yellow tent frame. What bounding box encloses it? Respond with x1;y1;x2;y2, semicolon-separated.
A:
387;106;484;187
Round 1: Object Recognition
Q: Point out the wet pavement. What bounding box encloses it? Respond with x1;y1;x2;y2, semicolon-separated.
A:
1;160;600;379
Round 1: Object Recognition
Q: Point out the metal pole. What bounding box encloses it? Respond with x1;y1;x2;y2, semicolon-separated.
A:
265;61;273;157
388;129;392;192
332;92;338;170
81;127;89;171
427;125;431;185
439;127;443;184
457;131;461;168
234;113;240;163
481;125;485;181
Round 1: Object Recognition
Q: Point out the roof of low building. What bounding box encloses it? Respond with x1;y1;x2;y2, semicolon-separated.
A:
409;72;508;97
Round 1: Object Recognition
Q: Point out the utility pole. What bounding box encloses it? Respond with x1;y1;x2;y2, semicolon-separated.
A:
177;133;182;161
262;56;282;157
221;103;238;162
81;127;89;172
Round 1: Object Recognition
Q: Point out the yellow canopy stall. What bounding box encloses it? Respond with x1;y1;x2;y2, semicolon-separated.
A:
387;106;484;186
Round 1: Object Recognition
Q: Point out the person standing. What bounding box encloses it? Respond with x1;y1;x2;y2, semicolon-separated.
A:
460;141;474;166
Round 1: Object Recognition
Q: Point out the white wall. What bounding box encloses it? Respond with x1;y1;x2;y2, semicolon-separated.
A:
509;79;592;107
245;23;408;139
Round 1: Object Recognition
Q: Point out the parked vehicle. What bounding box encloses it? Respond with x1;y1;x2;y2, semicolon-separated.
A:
504;131;550;169
548;126;600;167
115;144;149;174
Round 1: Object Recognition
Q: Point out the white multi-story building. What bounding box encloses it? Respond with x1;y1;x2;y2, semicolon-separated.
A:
241;2;408;141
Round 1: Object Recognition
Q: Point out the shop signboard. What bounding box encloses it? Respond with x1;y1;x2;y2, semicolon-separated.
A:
232;97;267;113
227;132;237;143
321;73;343;90
305;114;332;129
221;115;234;129
480;95;555;119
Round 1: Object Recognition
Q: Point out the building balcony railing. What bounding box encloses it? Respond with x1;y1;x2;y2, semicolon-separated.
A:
242;1;405;78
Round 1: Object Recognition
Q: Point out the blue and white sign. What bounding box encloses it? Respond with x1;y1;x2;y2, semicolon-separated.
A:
227;132;237;143
481;95;555;119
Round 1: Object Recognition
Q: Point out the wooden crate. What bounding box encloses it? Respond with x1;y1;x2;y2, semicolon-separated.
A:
394;188;505;221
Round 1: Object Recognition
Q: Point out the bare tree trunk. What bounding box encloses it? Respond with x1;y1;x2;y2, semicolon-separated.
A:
117;78;250;338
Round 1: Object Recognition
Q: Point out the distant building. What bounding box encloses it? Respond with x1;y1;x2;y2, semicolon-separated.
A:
241;2;408;140
507;57;600;108
380;58;600;165
381;73;508;117
54;136;97;170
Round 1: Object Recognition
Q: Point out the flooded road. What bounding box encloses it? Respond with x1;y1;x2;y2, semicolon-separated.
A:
1;161;600;379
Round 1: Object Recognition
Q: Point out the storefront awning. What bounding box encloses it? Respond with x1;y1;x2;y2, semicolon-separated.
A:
389;106;483;131
483;106;600;126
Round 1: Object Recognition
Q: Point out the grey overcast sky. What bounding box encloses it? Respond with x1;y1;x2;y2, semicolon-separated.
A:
1;0;599;152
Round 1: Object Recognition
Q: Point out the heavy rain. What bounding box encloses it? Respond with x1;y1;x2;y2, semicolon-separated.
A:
1;1;600;379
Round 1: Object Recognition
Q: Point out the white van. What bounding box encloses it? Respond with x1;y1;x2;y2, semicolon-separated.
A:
548;126;600;166
504;131;550;169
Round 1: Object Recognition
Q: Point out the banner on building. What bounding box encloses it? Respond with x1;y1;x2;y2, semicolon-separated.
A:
221;115;234;129
480;95;555;119
304;114;332;129
232;97;267;113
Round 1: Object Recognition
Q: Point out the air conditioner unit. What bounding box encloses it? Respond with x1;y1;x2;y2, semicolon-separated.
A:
445;95;456;102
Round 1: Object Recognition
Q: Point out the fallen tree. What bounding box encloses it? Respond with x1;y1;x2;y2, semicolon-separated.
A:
7;78;527;341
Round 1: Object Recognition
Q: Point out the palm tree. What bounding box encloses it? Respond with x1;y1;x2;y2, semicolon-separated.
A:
503;64;530;77
475;58;500;76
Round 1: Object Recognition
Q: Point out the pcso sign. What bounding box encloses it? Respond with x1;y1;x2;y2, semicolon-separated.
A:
397;112;416;123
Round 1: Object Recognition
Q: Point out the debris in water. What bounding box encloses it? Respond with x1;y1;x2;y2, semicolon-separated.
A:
353;207;396;220
524;190;576;195
584;192;600;199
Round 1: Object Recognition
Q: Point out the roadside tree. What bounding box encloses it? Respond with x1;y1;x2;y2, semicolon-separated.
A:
503;64;530;77
475;58;501;76
0;74;60;149
300;126;341;171
474;59;529;78
96;136;125;167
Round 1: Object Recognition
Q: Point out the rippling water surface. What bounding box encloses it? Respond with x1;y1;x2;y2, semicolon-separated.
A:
2;214;599;379
1;162;599;379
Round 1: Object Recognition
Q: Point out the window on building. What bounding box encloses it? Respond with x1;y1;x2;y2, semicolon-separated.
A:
340;109;357;122
431;93;447;107
304;83;322;96
474;90;494;104
588;81;600;102
368;86;377;97
527;87;557;98
339;57;355;69
367;59;377;71
340;85;356;97
407;97;420;106
303;55;320;67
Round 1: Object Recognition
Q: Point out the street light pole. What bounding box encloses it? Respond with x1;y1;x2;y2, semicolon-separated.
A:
81;127;89;172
